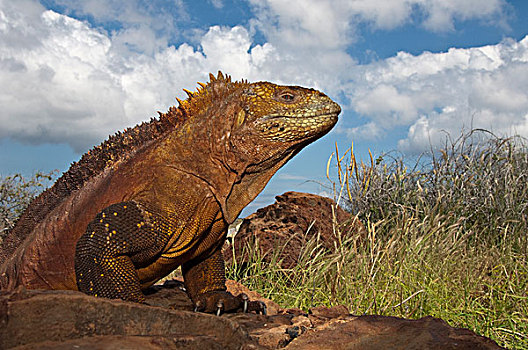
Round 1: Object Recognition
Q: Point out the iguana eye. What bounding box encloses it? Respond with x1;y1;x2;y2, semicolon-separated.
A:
278;92;295;103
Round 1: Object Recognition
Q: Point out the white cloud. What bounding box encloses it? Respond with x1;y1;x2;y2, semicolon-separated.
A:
209;0;224;9
0;1;279;151
344;36;528;153
47;0;187;55
420;0;509;32
0;0;520;158
248;0;508;52
0;2;126;149
200;25;256;78
248;0;356;50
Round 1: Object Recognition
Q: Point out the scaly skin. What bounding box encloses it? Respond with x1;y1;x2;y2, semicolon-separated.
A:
0;72;340;313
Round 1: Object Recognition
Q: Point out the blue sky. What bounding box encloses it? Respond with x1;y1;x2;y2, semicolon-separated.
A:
1;0;527;215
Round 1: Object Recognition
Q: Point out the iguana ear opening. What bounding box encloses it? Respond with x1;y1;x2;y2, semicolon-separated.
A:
234;110;246;129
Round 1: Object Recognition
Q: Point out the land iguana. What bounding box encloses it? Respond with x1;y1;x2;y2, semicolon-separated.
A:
0;72;340;314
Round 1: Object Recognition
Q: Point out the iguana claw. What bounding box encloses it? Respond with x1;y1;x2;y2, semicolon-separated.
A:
241;293;249;313
191;291;266;315
237;293;267;315
260;301;267;315
243;299;267;315
193;300;202;313
216;300;224;316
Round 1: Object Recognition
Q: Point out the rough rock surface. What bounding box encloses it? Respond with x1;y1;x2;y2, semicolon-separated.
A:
225;191;366;268
0;280;503;350
290;311;502;350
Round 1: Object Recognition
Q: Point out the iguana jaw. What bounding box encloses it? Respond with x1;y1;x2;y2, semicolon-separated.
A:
255;103;340;142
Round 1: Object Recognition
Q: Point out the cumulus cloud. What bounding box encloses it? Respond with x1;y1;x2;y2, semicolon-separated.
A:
343;36;528;153
248;0;508;51
48;0;187;55
0;1;126;149
0;1;275;152
0;0;520;157
248;0;356;50
420;0;509;31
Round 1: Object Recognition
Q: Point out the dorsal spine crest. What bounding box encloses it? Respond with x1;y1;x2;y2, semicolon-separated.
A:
0;71;243;265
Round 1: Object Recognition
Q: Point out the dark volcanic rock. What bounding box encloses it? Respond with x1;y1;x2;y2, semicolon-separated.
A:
226;191;366;268
0;281;504;350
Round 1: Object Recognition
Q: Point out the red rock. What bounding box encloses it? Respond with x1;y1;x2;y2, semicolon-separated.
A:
285;315;503;350
308;305;350;326
0;287;259;350
226;191;366;269
309;304;349;318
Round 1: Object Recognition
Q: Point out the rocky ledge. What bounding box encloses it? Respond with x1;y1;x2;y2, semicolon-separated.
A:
1;280;503;350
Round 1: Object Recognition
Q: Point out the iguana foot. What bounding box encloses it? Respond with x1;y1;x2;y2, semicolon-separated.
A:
193;291;267;316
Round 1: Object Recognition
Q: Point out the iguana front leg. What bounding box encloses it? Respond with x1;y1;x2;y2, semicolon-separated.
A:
75;201;168;302
75;200;265;314
182;249;266;315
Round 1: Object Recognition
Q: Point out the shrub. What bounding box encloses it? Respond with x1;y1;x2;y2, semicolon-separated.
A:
0;171;57;243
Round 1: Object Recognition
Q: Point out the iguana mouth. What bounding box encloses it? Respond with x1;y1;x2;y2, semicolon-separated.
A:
256;109;339;142
258;112;338;122
258;103;341;122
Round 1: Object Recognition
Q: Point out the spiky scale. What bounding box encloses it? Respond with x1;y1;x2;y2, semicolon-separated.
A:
183;89;194;98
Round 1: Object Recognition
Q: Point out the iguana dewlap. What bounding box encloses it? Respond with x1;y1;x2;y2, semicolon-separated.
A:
0;72;340;313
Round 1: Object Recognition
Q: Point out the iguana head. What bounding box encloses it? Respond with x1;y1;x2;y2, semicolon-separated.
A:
241;81;340;140
232;80;340;155
174;72;340;222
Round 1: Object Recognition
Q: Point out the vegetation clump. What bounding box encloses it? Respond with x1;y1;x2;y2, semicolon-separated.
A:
228;130;528;349
0;171;57;243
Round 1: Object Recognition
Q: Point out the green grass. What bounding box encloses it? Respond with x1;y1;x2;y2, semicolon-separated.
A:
227;131;528;349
